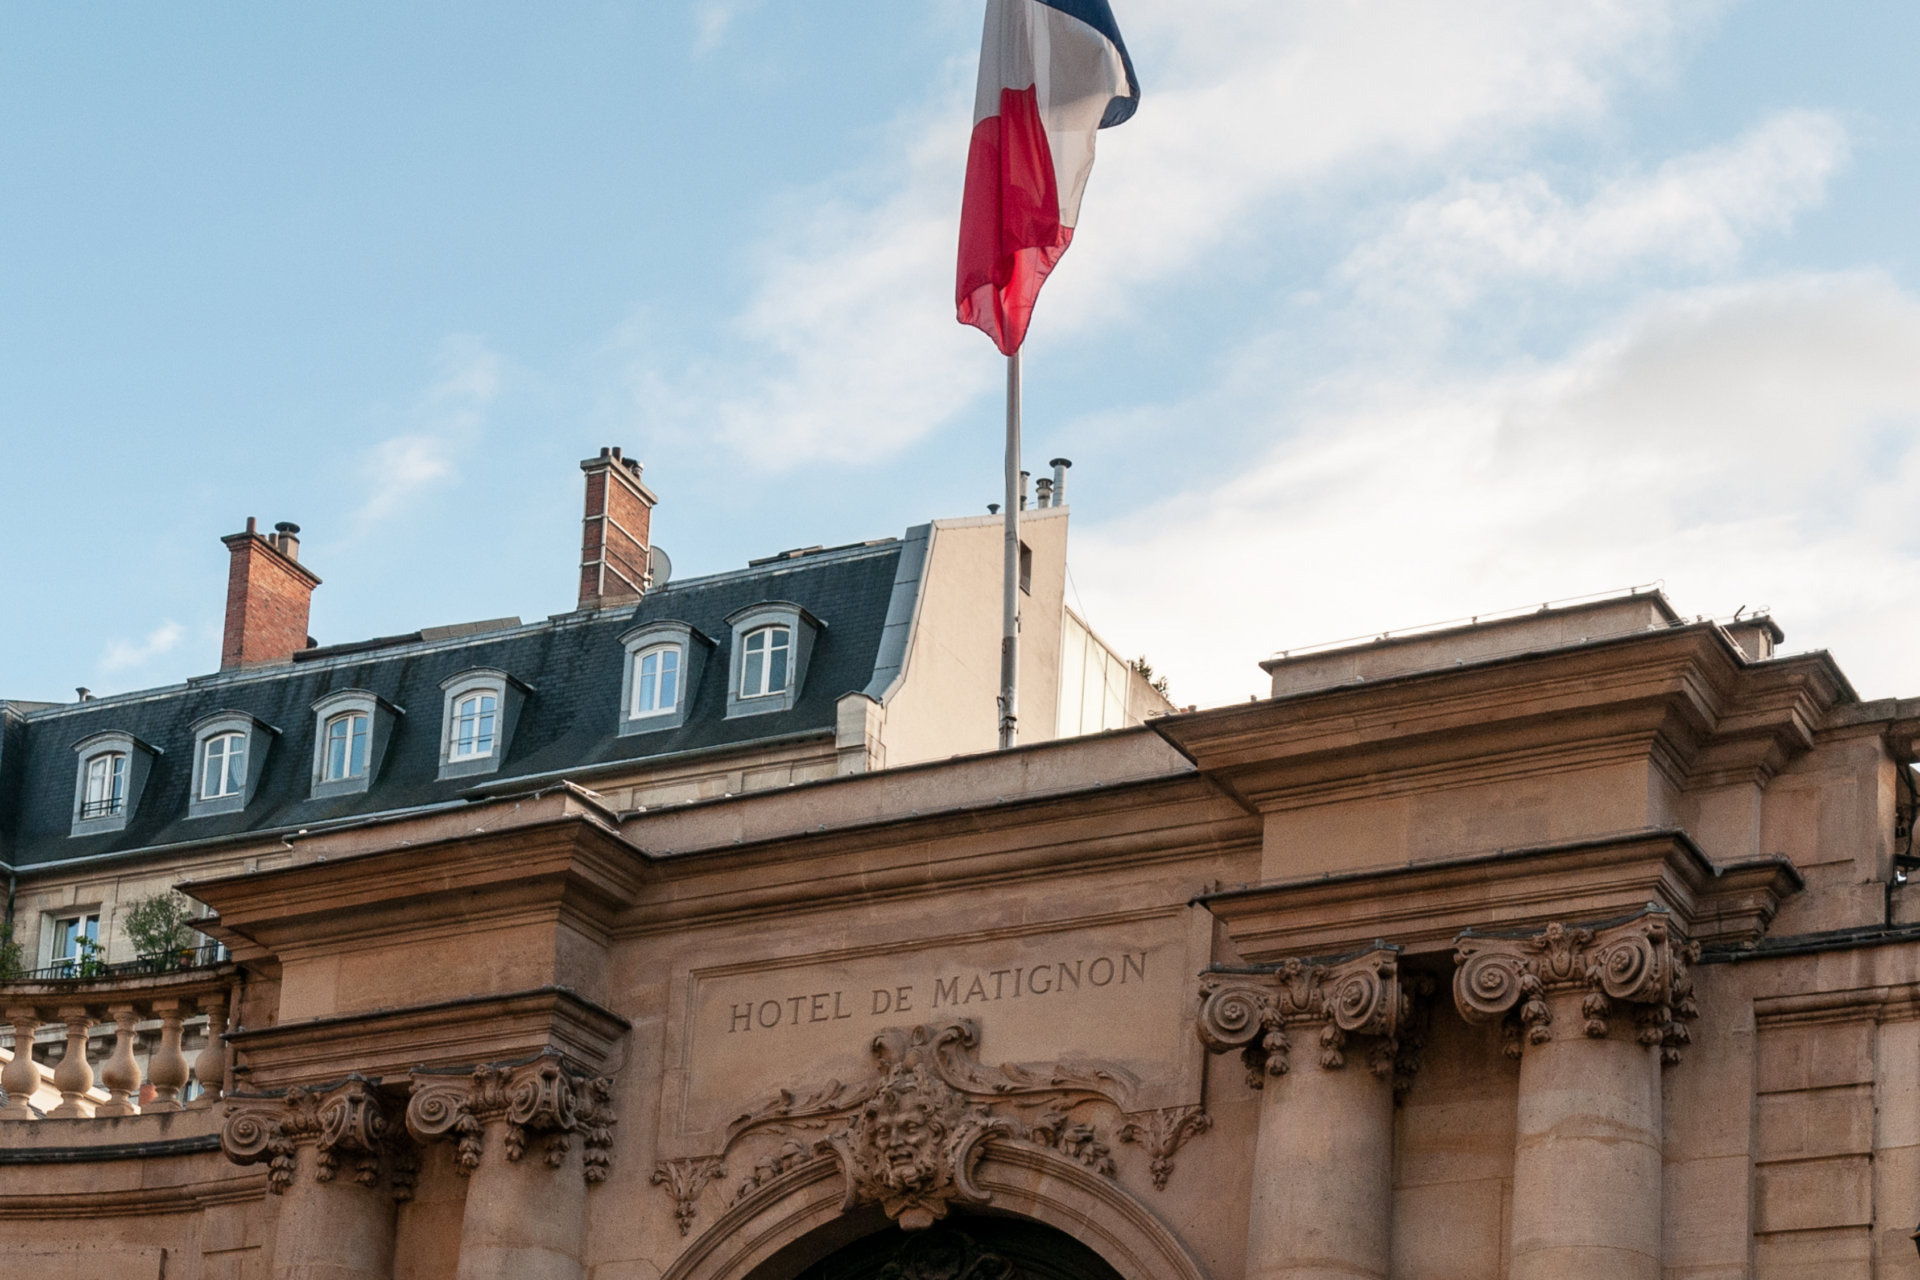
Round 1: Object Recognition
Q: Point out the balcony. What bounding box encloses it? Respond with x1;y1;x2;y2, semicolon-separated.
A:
0;950;238;1121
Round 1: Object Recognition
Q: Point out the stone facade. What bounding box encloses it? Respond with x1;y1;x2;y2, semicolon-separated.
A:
2;591;1916;1280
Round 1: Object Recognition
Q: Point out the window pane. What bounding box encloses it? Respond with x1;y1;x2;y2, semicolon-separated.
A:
658;650;679;710
768;628;790;694
223;737;246;796
326;719;347;779
475;695;496;754
742;648;764;697
349;715;368;776
639;651;659;712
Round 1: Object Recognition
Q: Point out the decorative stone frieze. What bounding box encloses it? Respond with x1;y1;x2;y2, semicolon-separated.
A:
1195;945;1406;1087
221;1075;410;1197
698;1018;1160;1234
1452;909;1700;1063
405;1051;617;1186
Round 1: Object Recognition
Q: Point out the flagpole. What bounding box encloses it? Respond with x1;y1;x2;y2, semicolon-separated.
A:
998;348;1022;750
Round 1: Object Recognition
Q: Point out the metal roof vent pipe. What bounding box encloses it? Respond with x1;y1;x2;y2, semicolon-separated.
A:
1035;477;1053;507
1019;470;1030;510
1049;457;1071;507
273;521;301;562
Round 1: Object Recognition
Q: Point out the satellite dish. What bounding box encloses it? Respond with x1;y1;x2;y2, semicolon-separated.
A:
649;544;673;588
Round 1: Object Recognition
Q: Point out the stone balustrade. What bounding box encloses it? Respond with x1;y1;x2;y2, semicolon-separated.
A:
0;968;237;1121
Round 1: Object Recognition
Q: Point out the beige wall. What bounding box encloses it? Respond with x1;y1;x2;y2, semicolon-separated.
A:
874;507;1071;767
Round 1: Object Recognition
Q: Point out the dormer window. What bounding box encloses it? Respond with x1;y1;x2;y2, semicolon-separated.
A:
436;669;529;780
633;645;681;716
187;711;277;818
70;731;160;836
201;732;247;800
81;752;127;819
724;602;822;719
740;626;790;698
451;691;498;759
618;620;712;736
309;690;401;799
323;712;370;781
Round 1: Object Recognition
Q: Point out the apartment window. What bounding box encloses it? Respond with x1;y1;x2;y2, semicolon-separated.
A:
723;602;822;719
70;731;159;837
1019;541;1033;595
188;711;277;819
451;692;498;759
50;912;101;973
617;620;711;737
201;732;247;800
309;690;401;799
80;752;127;819
324;713;370;780
740;626;791;699
436;669;528;780
633;646;681;716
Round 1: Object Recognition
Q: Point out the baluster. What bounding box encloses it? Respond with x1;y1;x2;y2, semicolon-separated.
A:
191;990;230;1106
97;1004;142;1117
0;1007;44;1120
49;1006;97;1118
146;998;189;1112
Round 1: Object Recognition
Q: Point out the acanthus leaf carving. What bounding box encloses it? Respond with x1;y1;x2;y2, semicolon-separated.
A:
702;1017;1144;1232
1452;910;1700;1063
1117;1105;1211;1191
651;1157;727;1236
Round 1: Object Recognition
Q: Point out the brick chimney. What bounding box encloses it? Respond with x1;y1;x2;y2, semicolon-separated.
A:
577;447;656;611
219;518;322;670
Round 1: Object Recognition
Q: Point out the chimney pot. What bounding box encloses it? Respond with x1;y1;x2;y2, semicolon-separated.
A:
1035;477;1054;507
1049;458;1071;507
246;516;258;535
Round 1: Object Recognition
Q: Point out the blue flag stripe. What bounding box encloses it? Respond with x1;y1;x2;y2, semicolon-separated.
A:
1036;0;1140;127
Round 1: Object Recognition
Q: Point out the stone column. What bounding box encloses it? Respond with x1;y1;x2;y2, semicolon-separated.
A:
49;1006;97;1118
97;1004;142;1116
147;999;189;1111
1;1008;44;1120
1453;911;1698;1280
407;1055;618;1280
1198;946;1407;1280
221;1076;401;1280
192;989;231;1106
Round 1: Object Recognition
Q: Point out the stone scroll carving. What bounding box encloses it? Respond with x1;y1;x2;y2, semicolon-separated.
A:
405;1051;618;1186
1196;945;1407;1088
673;1018;1171;1234
1452;910;1700;1063
221;1075;415;1199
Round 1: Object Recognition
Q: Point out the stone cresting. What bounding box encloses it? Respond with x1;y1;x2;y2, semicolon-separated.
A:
1195;944;1407;1089
405;1051;618;1185
221;1075;414;1199
677;1017;1172;1234
1452;908;1701;1063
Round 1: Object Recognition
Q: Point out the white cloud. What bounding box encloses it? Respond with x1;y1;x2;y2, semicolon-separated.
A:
646;0;1727;468
100;621;185;674
1340;111;1849;305
1071;273;1920;708
691;0;754;54
354;335;503;525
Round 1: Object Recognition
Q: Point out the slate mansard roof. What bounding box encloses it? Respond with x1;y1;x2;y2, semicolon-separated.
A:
0;531;928;871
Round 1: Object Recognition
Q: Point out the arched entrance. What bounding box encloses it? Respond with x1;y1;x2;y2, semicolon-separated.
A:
762;1214;1127;1280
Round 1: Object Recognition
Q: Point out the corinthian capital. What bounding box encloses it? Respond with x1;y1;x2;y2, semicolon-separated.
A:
1453;910;1700;1062
406;1052;617;1185
221;1075;405;1196
1196;945;1404;1085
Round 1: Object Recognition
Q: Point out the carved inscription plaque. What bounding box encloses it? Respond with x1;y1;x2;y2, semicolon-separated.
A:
665;909;1203;1151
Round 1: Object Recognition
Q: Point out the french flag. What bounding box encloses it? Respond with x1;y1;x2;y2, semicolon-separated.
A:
956;0;1139;356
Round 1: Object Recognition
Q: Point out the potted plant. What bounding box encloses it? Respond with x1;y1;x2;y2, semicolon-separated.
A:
122;891;200;970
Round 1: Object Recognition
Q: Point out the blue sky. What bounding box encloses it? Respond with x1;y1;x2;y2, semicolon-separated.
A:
3;1;1917;709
